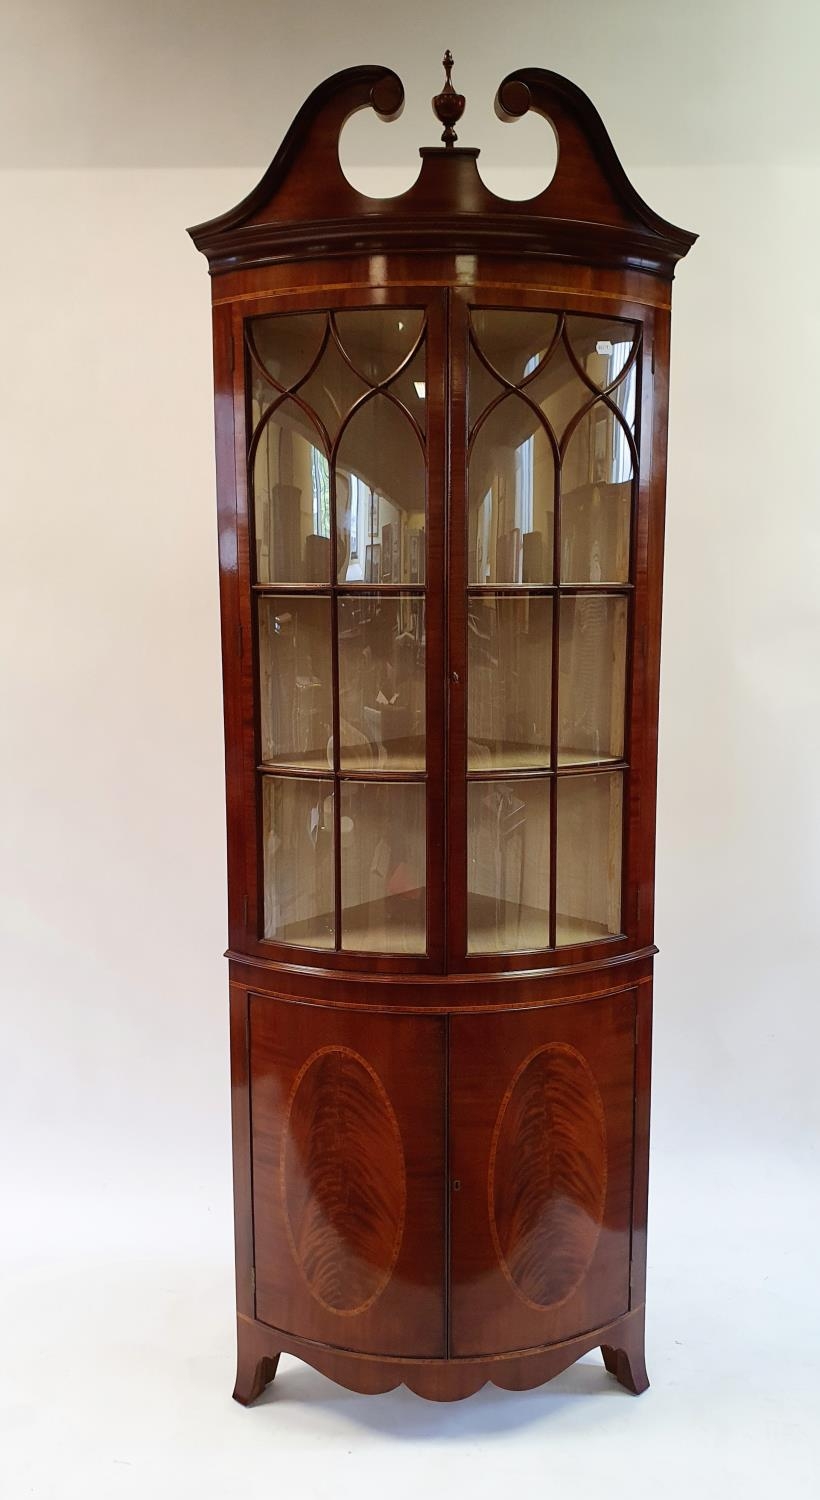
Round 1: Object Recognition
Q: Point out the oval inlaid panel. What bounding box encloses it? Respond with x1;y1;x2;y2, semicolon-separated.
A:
489;1043;608;1310
281;1045;407;1316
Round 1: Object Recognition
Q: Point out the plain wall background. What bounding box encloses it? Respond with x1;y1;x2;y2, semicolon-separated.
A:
2;3;819;1495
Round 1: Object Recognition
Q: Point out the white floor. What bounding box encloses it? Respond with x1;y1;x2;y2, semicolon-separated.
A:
2;1151;818;1499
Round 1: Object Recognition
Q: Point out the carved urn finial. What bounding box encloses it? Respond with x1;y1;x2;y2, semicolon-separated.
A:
432;49;465;147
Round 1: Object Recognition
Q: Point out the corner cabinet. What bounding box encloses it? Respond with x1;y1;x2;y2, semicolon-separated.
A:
189;56;695;1405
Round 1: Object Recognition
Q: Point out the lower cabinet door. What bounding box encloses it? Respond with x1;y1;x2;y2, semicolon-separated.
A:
249;994;446;1356
449;992;636;1356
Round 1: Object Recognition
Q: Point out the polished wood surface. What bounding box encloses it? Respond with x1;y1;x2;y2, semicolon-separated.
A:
250;994;446;1355
189;63;695;277
192;57;694;1404
232;1305;648;1404
450;992;634;1355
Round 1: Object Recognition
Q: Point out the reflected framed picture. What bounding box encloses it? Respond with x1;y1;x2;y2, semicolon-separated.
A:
365;543;381;582
592;410;610;484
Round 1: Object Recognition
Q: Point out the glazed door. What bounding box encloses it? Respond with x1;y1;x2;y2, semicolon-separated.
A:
448;992;636;1355
233;289;651;974
448;296;645;971
249;995;446;1356
242;293;447;972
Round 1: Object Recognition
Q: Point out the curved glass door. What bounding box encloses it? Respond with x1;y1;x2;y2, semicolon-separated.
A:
245;296;638;967
248;305;436;957
464;307;638;954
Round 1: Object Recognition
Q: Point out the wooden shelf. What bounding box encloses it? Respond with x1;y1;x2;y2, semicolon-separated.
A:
260;754;331;773
468;898;549;953
278;905;612;956
555;912;613;946
468;744;551;772
340;748;426;773
468;743;623;772
467;895;612;952
557;748;622;768
340;904;426;955
278;896;427;956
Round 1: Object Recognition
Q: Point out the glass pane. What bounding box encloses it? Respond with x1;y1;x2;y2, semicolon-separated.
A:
467;311;638;441
468;595;551;769
564;317;637;428
296;337;369;440
386;347;427;434
470;309;559;384
468;396;555;584
258;596;332;769
333;309;423;385
468;311;561;435
248;313;327;401
467;780;551;952
338;596;425;770
336;396;425;584
262;776;335;947
556;773;623;944
340;781;426;953
561;405;632;583
564;316;636;391
468;345;504;434
253;399;331;584
525;340;595;440
558;595;628;765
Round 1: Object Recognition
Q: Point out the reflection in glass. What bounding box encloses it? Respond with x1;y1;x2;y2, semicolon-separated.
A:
468;397;555;584
607;370;637;427
258;596;332;768
469;312;565;434
556;773;623;944
296;337;369;439
468;595;551;769
336;396;425;584
248;313;326;404
338;597;425;770
262;776;335;947
340;781;426;953
468;310;638;443
386;347;427;434
468;346;504;434
557;318;641;432
525;341;596;440
561;404;632;583
333;309;423;385
564;316;636;392
467;779;551;952
558;595;627;765
253;400;331;583
470;309;559;383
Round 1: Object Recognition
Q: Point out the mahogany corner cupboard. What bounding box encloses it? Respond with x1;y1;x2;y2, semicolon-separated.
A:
188;55;695;1405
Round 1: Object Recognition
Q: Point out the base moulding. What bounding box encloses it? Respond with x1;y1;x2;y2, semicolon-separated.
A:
233;1304;649;1404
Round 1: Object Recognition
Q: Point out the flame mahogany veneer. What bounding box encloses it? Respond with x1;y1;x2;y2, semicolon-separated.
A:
189;56;694;1406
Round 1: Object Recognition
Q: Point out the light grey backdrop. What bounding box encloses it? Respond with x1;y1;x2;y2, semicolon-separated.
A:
2;3;818;1496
